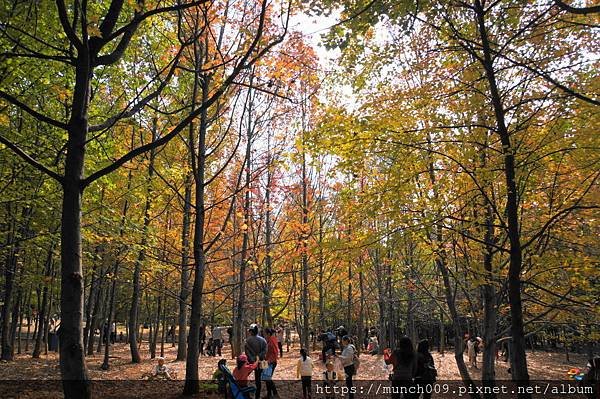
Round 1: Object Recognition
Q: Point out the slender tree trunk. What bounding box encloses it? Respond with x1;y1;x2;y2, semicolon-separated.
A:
33;244;55;358
87;269;104;356
318;213;325;329
358;267;365;352
233;76;254;358
300;115;310;351
473;2;530;395
83;259;98;353
25;288;32;353
427;143;478;398
177;172;192;361
1;206;23;361
263;151;274;327
97;287;109;354
10;289;22;358
183;72;210;395
129;131;156;363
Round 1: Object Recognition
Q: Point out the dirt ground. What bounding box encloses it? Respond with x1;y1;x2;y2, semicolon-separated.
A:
0;342;590;398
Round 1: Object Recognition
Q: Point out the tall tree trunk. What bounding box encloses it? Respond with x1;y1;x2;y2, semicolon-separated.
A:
262;150;274;327
358;267;365;352
478;139;498;398
1;206;28;361
318;213;325;329
300;103;310;350
183;72;210;395
473;2;530;395
32;244;56;358
97;286;109;354
10;289;22;358
177;172;192;361
427;142;478;397
60;56;92;398
83;258;98;353
233;76;254;358
24;287;32;353
87;267;104;356
129;130;156;363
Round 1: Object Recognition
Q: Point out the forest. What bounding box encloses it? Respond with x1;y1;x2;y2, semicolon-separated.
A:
0;0;598;398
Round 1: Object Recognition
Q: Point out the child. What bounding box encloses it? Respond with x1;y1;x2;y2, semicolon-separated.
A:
213;359;227;395
152;357;172;380
232;354;258;388
323;361;338;399
297;348;314;399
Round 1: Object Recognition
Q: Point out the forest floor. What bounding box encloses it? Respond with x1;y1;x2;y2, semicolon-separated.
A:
0;342;589;398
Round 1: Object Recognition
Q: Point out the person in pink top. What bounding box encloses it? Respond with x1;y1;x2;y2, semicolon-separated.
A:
232;354;258;388
265;328;280;398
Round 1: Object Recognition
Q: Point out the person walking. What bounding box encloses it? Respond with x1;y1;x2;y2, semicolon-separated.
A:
285;325;291;352
297;348;314;399
199;324;206;356
384;336;418;399
265;328;280;399
213;326;223;357
336;335;356;399
245;324;267;399
276;326;284;357
466;336;477;368
415;340;436;399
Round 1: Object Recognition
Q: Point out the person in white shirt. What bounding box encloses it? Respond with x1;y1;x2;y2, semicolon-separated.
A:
296;348;314;399
150;357;172;380
336;336;356;399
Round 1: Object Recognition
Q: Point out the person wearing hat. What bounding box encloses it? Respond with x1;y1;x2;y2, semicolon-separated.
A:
233;353;258;389
245;324;267;399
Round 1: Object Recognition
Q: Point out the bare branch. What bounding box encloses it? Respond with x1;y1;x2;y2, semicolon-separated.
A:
0;134;63;183
0;91;68;129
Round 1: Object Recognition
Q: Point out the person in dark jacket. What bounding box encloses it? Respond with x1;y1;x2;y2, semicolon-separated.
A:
245;324;267;399
415;340;436;399
384;336;417;399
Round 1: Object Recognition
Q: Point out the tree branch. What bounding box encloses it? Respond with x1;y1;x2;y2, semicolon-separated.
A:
553;0;600;15
81;0;287;188
0;134;63;183
55;0;83;50
0;91;68;129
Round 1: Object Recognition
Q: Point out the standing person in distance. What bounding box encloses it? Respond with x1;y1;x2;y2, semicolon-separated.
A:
297;348;314;399
276;325;284;357
265;328;280;399
245;323;267;399
336;335;356;399
212;325;223;357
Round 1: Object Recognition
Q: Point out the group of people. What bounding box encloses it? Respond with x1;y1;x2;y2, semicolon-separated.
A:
232;324;281;399
233;324;359;399
198;324;225;357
